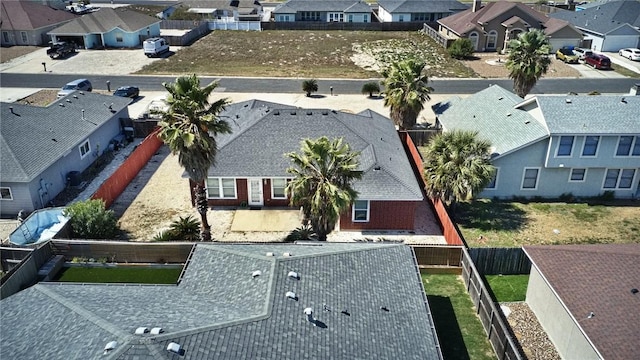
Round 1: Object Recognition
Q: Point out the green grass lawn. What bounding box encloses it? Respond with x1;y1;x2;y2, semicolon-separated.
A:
611;64;640;78
484;275;529;302
54;266;182;284
455;199;640;247
423;274;496;360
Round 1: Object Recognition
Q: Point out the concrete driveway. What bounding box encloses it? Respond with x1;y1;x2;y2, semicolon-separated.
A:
565;62;627;79
602;51;640;75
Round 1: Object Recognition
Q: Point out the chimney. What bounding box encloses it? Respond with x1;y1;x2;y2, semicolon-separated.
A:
631;83;640;96
472;0;481;12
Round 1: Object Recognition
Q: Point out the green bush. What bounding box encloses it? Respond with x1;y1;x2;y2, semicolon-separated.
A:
448;38;475;60
63;199;119;239
361;81;381;97
169;215;200;241
302;79;318;97
285;225;317;242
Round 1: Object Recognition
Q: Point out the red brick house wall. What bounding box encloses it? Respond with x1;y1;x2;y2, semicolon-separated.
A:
339;201;418;231
206;179;248;207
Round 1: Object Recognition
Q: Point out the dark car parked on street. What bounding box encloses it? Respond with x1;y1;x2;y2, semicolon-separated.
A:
585;54;611;70
113;86;139;98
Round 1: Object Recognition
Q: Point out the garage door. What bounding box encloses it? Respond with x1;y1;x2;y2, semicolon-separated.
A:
602;35;639;52
549;38;580;51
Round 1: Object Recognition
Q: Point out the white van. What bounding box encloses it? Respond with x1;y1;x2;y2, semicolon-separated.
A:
143;37;169;58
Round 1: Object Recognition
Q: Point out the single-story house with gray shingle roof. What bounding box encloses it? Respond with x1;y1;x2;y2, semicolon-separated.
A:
432;85;640;199
0;0;78;46
550;0;640;52
523;244;640;360
180;0;263;21
0;243;443;360
48;7;161;49
0;92;131;218
273;0;372;22
377;0;469;23
207;100;424;231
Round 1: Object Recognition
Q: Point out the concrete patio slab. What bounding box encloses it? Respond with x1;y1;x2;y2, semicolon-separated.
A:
230;209;302;232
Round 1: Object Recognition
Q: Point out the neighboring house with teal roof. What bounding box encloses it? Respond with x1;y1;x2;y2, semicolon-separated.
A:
433;85;640;199
272;0;372;22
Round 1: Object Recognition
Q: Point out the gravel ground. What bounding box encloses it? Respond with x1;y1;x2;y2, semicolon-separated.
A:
463;53;580;79
502;302;561;360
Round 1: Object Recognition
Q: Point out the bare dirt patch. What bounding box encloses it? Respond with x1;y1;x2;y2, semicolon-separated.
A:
0;46;41;63
462;52;580;78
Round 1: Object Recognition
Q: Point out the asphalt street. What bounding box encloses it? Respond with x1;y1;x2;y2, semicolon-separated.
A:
1;73;638;94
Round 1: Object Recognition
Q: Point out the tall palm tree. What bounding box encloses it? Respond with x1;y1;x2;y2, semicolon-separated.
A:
381;59;433;130
505;29;551;98
158;74;231;241
423;130;495;215
286;137;362;241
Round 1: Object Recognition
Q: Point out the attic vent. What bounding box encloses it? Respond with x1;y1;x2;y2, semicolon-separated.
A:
244;104;249;107
321;110;329;115
565;98;572;104
167;342;185;356
252;270;262;278
498;96;504;100
236;114;239;119
283;252;292;257
73;95;78;99
380;306;390;312
374;166;381;171
150;327;164;335
288;271;299;279
103;341;118;355
620;97;627;104
273;110;280;115
59;103;65;107
66;99;72;103
286;291;297;300
331;110;337;113
306;111;312;115
290;111;296;115
266;252;274;257
135;327;149;335
524;120;531;124
631;288;639;294
506;113;512;117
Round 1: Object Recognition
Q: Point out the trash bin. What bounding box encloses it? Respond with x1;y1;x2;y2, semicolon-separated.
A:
66;171;81;187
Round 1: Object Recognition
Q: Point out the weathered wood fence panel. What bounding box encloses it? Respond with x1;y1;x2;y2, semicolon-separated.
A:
0;244;53;299
468;247;531;275
412;245;462;267
261;21;431;31
49;240;194;264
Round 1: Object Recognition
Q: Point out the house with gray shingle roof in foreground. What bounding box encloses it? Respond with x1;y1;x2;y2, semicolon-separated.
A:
0;243;443;360
523;244;640;360
0;92;131;218
432;85;640;200
48;7;161;49
207;100;424;232
0;0;78;46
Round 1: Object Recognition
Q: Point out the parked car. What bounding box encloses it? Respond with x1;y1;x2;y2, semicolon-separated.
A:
572;48;593;62
57;79;92;98
555;48;579;63
47;42;76;59
618;48;640;61
113;86;139;98
585;54;611;69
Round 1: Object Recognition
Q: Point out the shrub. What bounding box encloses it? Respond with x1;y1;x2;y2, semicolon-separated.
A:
285;225;317;242
152;231;176;242
302;79;318;97
169;215;200;241
63;199;119;239
361;81;381;97
448;38;475;59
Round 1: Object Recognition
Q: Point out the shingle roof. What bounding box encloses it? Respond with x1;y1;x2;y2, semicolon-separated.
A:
0;0;77;31
0;243;442;360
432;85;548;158
377;0;469;13
211;100;423;201
48;7;160;35
181;0;262;12
273;0;371;14
523;244;640;360
525;95;640;135
1;93;131;183
550;0;640;35
438;1;547;36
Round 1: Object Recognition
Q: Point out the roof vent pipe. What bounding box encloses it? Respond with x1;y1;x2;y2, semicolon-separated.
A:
252;270;262;278
82;109;85;120
103;341;118;355
9;106;14;114
286;291;297;300
304;307;316;326
288;271;299;279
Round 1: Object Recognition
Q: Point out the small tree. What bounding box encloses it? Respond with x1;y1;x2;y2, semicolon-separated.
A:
448;38;475;59
361;81;381;97
63;199;119;239
302;79;318;97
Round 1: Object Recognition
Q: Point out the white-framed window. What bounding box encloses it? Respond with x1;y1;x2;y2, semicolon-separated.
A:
556;136;574;156
2;32;10;43
20;31;27;43
301;11;320;21
569;168;586;182
486;31;497;49
271;178;287;199
352;200;369;222
206;178;237;199
468;32;479;50
79;140;90;159
603;169;636;189
486;168;499;189
328;13;344;22
521;167;540;190
582;136;599;156
116;33;123;43
0;187;12;200
616;136;640;156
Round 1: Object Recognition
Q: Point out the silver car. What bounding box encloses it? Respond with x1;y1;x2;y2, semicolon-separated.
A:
572;48;593;62
57;78;92;98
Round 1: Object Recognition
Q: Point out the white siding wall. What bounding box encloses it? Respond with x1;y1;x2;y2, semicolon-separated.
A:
602;35;640;52
378;7;392;22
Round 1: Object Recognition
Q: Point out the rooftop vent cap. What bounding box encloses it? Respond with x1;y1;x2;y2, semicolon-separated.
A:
135;327;149;335
283;252;292;257
524;120;531;124
506;113;512;117
374;166;381;171
621;97;627;104
631;288;639;294
304;307;316;325
167;342;184;356
73;95;78;99
290;111;296;115
565;99;572;103
273;110;280;115
286;291;297;300
266;252;274;257
59;103;65;107
150;327;164;335
104;341;118;354
288;271;299;279
252;270;262;278
66;99;72;103
321;110;328;115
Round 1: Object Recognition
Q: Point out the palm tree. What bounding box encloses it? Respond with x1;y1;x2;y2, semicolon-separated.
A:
422;130;495;215
302;79;318;97
158;74;231;241
361;81;381;97
286;137;362;241
381;59;433;130
505;29;551;98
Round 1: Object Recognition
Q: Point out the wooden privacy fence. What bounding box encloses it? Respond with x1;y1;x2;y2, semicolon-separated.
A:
0;245;53;299
468;247;531;275
462;247;524;360
412;245;462;267
91;128;163;209
261;21;429;31
49;240;194;264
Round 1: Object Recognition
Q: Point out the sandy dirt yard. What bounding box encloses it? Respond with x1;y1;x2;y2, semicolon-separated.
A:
462;52;580;78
